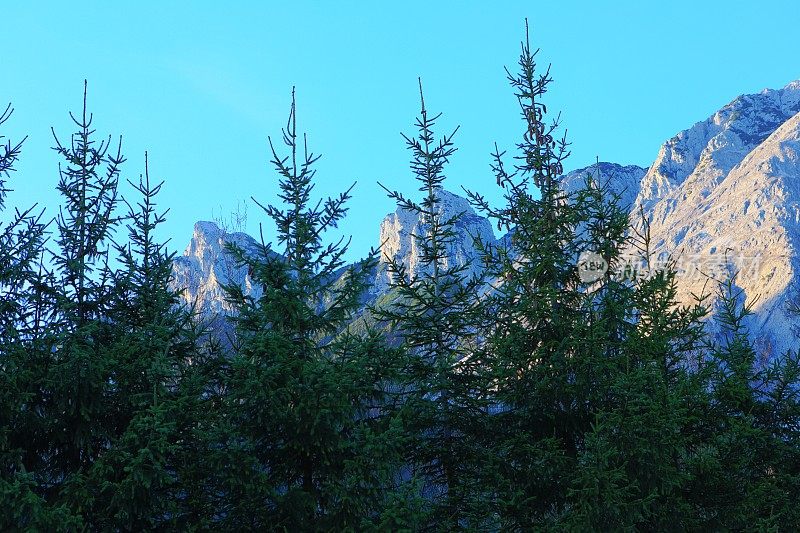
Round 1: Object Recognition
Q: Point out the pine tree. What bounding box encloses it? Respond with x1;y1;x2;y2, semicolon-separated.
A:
464;23;591;526
466;23;710;528
24;82;125;520
0;102;44;363
564;214;709;530
213;88;404;529
684;277;800;529
375;81;493;530
0;103;82;530
76;153;215;529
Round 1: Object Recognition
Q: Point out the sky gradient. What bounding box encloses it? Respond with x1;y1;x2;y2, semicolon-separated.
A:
2;1;799;261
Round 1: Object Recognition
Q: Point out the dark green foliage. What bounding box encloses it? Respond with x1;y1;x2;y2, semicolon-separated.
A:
683;277;800;529
467;23;713;530
0;104;47;350
376;81;494;530
466;25;599;527
560;215;712;530
1;88;212;530
214;89;405;529
41;83;124;496
1;103;83;531
77;154;213;529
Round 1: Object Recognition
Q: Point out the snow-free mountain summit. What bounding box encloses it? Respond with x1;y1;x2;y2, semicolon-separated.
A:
172;80;800;357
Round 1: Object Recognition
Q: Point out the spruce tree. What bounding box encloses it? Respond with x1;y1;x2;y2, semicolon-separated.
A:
685;277;800;529
12;83;126;525
78;154;214;529
0;102;44;363
0;104;81;530
214;88;404;530
467;23;710;529
564;215;709;530
464;23;591;526
376;81;493;530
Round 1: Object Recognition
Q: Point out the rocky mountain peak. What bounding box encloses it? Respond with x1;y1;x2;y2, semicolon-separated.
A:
374;188;496;290
637;80;800;213
169;79;800;358
630;91;800;355
171;221;262;314
561;162;648;209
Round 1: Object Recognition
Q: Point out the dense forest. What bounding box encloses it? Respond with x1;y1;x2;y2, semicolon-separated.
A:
3;27;800;531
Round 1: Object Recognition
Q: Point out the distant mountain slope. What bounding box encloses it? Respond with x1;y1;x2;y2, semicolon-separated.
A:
630;80;800;355
171;221;264;315
172;188;496;317
560;162;647;209
373;188;496;292
171;79;800;357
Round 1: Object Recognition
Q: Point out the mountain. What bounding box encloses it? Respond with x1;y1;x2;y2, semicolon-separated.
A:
172;189;496;316
561;162;648;209
171;221;264;315
171;79;800;357
555;81;800;356
632;80;800;356
373;188;496;292
637;81;800;215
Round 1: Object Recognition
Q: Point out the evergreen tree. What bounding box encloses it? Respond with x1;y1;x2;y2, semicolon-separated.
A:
684;277;800;529
1;89;226;530
564;216;709;530
0;104;81;530
214;89;404;530
1;83;129;529
78;154;215;529
376;81;493;530
465;23;592;526
467;23;710;529
41;82;123;505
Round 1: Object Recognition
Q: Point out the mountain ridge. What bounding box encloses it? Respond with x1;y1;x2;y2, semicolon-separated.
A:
171;79;800;356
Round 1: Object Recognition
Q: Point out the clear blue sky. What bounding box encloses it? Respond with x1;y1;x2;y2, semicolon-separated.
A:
2;1;799;262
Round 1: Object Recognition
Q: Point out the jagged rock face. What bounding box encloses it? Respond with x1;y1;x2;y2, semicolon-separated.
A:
647;109;800;356
171;221;263;315
697;111;800;352
170;191;497;318
628;82;800;355
170;79;800;357
521;81;800;356
638;81;800;217
560;162;647;209
374;189;496;291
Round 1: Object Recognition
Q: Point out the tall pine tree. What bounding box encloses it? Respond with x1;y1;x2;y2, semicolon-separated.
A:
0;103;81;530
467;23;710;529
376;81;493;530
213;88;405;530
465;23;590;526
79;154;213;529
684;276;800;529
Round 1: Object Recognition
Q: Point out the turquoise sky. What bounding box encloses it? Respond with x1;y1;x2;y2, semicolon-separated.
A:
2;1;799;261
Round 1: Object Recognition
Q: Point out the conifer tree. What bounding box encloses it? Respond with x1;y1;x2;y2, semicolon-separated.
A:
685;277;800;529
467;23;710;528
376;81;493;530
0;102;45;355
214;89;404;529
19;83;125;522
0;104;81;530
564;216;709;530
77;154;214;529
465;23;592;526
